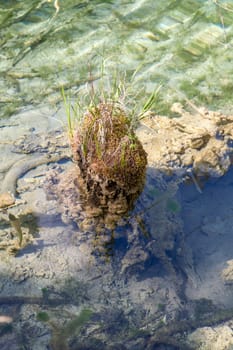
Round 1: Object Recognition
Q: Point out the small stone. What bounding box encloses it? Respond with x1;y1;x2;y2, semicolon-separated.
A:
138;105;233;178
188;325;233;350
0;316;13;324
0;192;15;208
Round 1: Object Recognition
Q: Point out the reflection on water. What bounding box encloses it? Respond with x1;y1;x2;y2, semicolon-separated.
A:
1;0;233;349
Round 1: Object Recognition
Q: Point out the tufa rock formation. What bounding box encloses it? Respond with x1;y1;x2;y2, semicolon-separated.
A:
46;102;147;234
137;103;233;178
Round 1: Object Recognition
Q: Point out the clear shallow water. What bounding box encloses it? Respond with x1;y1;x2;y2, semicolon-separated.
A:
1;1;233;350
0;0;233;118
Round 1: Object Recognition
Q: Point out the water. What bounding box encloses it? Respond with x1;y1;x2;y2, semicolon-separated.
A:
0;0;233;119
1;1;233;349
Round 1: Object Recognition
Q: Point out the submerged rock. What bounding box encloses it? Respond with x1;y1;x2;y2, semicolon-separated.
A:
137;103;233;177
221;260;233;285
188;325;233;350
0;192;15;209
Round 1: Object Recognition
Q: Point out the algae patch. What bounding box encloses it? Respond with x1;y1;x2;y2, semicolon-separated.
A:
37;308;93;350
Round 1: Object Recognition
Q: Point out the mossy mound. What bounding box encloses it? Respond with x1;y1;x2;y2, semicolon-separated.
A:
71;103;147;187
45;102;147;236
70;102;147;230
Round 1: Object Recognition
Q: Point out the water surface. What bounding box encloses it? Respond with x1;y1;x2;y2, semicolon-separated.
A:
0;0;233;118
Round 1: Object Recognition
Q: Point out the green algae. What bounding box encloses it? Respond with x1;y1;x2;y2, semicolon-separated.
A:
166;198;180;213
50;308;93;350
37;311;50;322
62;309;93;337
36;307;93;350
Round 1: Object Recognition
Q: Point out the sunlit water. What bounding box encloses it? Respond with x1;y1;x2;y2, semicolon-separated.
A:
1;1;233;349
0;0;233;118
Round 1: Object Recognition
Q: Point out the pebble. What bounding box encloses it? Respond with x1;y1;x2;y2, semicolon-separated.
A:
0;192;15;208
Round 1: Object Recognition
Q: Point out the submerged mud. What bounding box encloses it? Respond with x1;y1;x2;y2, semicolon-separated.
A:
1;105;233;348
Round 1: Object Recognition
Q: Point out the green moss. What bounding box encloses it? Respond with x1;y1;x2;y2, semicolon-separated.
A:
37;311;50;322
72;102;147;191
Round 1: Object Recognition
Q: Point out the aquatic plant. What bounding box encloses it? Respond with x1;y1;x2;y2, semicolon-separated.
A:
36;307;93;350
138;84;162;120
61;65;161;135
57;75;149;233
71;101;147;195
62;308;93;337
